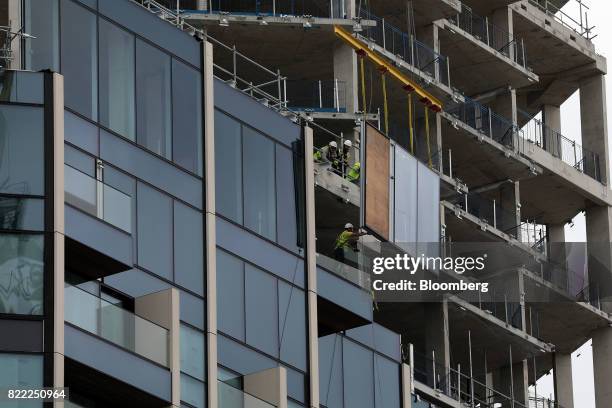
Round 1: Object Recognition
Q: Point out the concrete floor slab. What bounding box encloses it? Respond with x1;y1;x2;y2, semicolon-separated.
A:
437;19;539;96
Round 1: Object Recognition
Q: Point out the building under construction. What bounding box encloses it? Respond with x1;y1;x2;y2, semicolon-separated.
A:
0;0;610;407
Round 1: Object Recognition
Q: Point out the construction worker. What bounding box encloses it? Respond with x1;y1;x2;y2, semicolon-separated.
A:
314;140;340;170
333;223;367;262
346;162;360;183
339;139;352;176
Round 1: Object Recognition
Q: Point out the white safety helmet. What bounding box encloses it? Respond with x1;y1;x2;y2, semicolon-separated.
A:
345;223;354;229
344;140;352;147
329;141;338;148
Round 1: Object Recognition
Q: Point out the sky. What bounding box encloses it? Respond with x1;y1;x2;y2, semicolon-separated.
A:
532;1;612;406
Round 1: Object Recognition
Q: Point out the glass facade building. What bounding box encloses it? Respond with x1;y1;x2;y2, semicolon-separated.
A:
2;0;609;408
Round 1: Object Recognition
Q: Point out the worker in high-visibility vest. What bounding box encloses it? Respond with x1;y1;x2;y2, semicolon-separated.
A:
333;223;366;262
346;162;360;183
314;141;340;171
339;139;352;176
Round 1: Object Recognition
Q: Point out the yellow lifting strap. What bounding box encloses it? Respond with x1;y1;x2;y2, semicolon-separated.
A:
408;93;414;155
359;56;367;114
381;70;389;135
425;106;432;169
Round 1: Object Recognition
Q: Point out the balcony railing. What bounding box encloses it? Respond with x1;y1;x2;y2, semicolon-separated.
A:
446;98;518;150
450;192;521;238
519;113;602;182
287;79;346;113
64;164;132;233
528;0;595;40
316;251;371;291
65;284;169;367
161;0;348;18
449;4;528;68
358;7;451;87
218;380;275;408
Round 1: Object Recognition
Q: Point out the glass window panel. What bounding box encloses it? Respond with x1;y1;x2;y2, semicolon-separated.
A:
318;334;343;408
99;19;135;140
172;59;202;175
61;0;97;120
0;353;43;389
342;339;374;408
24;0;59;71
285;367;306;404
0;197;44;231
137;183;172;279
394;146;417;253
416;163;440;258
180;290;204;330
275;145;299;252
0;71;44;104
64;164;97;216
243;128;276;240
64;111;99;156
180;373;205;408
217;249;245;341
374;355;401;408
65;144;95;177
174;201;204;295
245;265;278;357
180;324;205;381
214;111;242;223
278;281;306;371
0;234;44;315
136;40;171;158
0;106;44;196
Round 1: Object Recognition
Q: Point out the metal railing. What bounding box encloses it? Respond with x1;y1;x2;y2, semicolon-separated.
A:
457;288;524;330
408;346;529;408
286;79;346;112
519;113;602;182
529;394;567;408
316;251;371;291
528;0;595;40
358;7;451;87
166;0;348;18
446;98;518;150
451;191;521;238
449;4;528;68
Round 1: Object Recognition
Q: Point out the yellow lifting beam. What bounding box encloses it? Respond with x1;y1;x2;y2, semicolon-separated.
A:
334;25;443;111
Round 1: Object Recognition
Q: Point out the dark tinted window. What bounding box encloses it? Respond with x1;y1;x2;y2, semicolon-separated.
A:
214;111;242;223
137;182;172;279
136;40;172;158
172;60;202;175
174;201;204;295
61;0;97;120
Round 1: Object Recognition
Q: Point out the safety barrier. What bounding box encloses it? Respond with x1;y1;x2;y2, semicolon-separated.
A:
519;112;602;182
358;7;451;87
449;3;528;68
528;0;595;40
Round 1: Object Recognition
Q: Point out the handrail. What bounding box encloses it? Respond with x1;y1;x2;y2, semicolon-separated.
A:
450;2;528;68
357;7;451;87
528;0;595;40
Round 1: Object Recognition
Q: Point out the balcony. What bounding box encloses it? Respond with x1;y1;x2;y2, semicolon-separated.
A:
65;284;169;366
438;4;538;95
358;7;454;100
64;164;133;277
64;284;173;405
441;98;540;188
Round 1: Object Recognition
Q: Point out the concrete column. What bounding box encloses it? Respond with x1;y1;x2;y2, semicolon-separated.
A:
333;44;358;114
585;206;612;310
593;327;612;408
542;104;562;157
304;126;320;408
244;367;288;408
401;362;414;406
197;0;208;11
580;74;609;184
135;288;181;406
203;40;219;408
490;7;514;61
492;360;529;406
499;181;520;238
553;353;574;408
51;73;65;406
